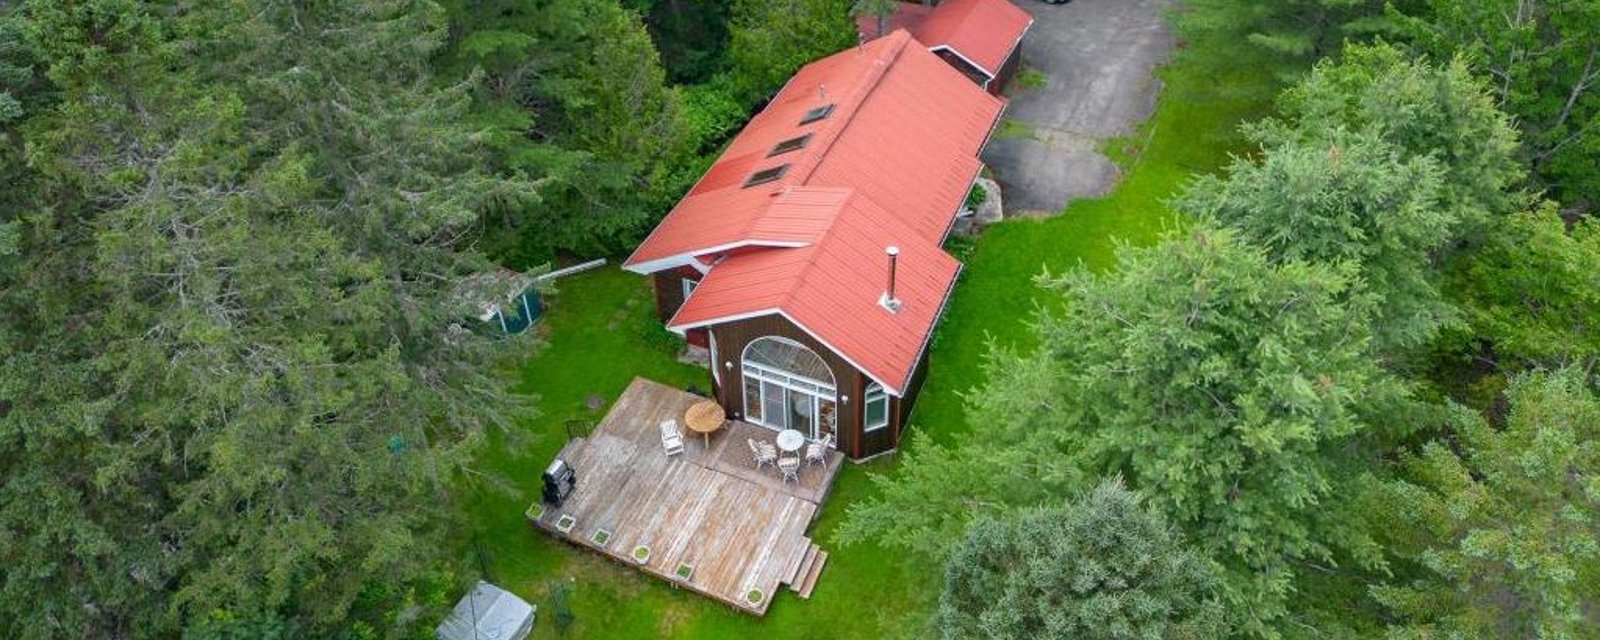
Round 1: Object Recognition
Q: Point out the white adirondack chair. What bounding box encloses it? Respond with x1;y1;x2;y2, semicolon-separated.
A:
660;420;685;457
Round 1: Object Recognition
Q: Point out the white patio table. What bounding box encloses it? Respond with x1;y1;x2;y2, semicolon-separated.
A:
775;429;805;455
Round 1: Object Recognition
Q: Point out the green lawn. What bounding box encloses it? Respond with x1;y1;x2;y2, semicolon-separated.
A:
459;30;1279;640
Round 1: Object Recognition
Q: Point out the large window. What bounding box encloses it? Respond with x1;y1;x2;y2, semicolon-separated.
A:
864;383;889;431
741;337;837;444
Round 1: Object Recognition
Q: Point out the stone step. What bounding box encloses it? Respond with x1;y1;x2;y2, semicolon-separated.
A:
796;549;828;599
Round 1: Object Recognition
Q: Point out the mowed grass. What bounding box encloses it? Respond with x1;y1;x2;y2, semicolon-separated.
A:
459;27;1280;640
908;34;1282;445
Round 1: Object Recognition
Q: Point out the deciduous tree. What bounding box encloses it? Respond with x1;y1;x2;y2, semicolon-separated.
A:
1251;43;1525;235
852;0;898;39
1397;0;1600;208
727;0;855;102
1449;203;1600;369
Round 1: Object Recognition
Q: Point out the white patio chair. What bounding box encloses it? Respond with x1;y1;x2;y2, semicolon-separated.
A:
660;420;685;457
749;438;777;469
777;456;800;484
758;441;779;468
805;433;833;468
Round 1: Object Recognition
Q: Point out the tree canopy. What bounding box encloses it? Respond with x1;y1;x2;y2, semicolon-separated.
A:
0;1;522;635
1449;203;1600;369
939;478;1229;640
1180;130;1456;350
1397;0;1600;208
1251;43;1525;235
1369;368;1600;639
847;225;1415;636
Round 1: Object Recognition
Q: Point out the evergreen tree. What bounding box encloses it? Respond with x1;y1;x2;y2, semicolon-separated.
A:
939;479;1229;640
0;0;527;635
1251;43;1525;235
1180;131;1457;351
846;225;1414;637
440;0;693;263
1173;0;1407;77
1369;368;1600;639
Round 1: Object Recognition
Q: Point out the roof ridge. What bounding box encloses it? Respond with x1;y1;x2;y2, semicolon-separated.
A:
786;30;915;187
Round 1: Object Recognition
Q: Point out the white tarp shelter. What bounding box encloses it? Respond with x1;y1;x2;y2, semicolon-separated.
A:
436;581;536;640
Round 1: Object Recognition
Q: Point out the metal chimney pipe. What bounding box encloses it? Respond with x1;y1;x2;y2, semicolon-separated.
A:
884;246;901;311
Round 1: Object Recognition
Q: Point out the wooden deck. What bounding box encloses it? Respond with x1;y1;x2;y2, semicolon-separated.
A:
529;378;843;614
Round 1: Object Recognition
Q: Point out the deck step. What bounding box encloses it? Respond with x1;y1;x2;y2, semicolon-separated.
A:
795;549;828;599
787;543;819;590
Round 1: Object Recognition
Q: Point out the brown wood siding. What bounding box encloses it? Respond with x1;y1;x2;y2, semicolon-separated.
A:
706;314;877;459
894;343;933;448
990;45;1022;95
652;267;707;347
934;48;991;89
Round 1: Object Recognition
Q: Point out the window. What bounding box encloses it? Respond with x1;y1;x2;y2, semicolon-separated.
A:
742;164;789;188
864;383;889;431
768;134;812;157
799;104;835;125
740;337;837;439
681;277;698;301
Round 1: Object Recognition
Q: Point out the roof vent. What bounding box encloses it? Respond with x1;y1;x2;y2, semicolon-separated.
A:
800;104;835;125
879;246;902;313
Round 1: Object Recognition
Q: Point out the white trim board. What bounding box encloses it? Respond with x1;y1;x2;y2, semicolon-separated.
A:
928;45;996;82
670;308;908;397
623;240;809;275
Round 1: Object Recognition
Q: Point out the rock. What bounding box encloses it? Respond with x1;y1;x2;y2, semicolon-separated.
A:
973;177;1003;225
950;216;980;237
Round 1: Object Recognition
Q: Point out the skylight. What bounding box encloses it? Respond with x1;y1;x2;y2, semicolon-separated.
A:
742;164;790;188
768;134;812;157
799;104;835;125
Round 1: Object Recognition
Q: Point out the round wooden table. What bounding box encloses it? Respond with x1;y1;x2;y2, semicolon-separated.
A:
683;400;726;448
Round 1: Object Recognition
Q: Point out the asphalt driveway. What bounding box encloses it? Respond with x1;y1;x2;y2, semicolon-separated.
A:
983;0;1175;215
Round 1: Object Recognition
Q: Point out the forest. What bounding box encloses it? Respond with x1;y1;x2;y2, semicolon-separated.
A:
0;0;1596;638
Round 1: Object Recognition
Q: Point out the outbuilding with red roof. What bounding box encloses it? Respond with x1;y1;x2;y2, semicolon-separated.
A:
855;0;1035;94
623;30;1005;460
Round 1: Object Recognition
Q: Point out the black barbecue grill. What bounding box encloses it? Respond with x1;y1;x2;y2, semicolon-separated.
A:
542;458;576;508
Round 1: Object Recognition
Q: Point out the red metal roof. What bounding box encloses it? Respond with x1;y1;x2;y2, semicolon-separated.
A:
623;30;1004;394
857;0;1034;80
668;188;962;396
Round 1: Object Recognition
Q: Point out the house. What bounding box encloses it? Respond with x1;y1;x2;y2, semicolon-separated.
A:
855;0;1035;94
623;30;1005;460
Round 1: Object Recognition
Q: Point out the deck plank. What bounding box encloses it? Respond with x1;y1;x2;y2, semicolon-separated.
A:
532;378;843;614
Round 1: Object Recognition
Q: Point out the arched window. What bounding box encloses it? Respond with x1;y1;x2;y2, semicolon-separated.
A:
740;337;837;445
742;336;834;387
863;383;889;432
